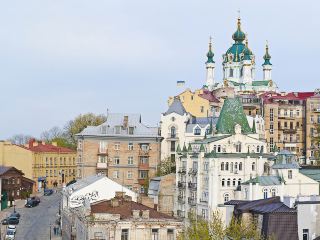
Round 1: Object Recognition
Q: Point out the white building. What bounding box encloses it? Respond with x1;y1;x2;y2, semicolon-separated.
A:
175;98;271;219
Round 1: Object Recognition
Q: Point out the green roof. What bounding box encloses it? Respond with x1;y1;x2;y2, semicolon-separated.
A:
206;41;214;64
300;169;320;182
243;176;282;186
216;98;252;134
252;80;270;87
262;44;272;66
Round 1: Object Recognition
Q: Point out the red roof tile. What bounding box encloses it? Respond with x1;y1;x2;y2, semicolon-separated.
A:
25;139;75;153
199;90;220;103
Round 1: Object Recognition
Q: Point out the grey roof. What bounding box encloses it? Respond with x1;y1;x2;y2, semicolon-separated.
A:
300;169;320;182
163;98;186;116
65;175;105;193
272;163;300;169
77;113;159;137
186;117;218;133
0;166;11;175
243;176;282;186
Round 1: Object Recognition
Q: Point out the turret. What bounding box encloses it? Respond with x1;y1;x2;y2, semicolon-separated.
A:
242;38;254;84
262;42;272;81
205;37;215;90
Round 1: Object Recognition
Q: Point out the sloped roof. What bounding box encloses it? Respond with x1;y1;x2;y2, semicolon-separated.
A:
252;80;270;87
0;166;24;176
300;169;320;182
243;176;282;186
164;98;186;116
26;139;75;153
216;98;252;134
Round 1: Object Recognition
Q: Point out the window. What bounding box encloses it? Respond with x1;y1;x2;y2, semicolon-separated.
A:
271;188;276;197
113;171;119;179
115;126;121;134
235;143;241;152
140;156;149;164
78;140;83;150
200;106;204;113
296;110;300;116
227;178;231;187
98;156;106;163
222;178;225;187
99;141;107;153
239;162;243;171
170;126;176;138
225;162;229;171
121;229;129;240
269;137;274;152
114;157;120;165
221;162;225;171
140;144;150;151
127;171;133;179
129;127;134;135
152;229;159;240
263;189;268;199
94;232;103;240
238;178;242;186
194;127;201;135
252;162;256;171
270;109;274;122
114;142;120;150
290;110;293;118
229;68;234;77
217;145;221;153
139;170;148;179
234;162;238;171
233;178;236;186
224;193;230;202
230;162;233;172
288;170;292;179
270;123;274;134
170;141;176;152
167;229;174;240
303;229;309;240
256;145;260;153
290;122;293;129
128;157;133;165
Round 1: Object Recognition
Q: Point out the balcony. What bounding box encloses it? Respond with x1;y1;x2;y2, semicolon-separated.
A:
177;210;185;218
188;168;197;175
188;182;197;190
96;162;107;169
178;181;186;188
178;195;185;204
97;148;108;155
139;149;150;156
188;197;196;206
138;162;149;170
178;167;186;175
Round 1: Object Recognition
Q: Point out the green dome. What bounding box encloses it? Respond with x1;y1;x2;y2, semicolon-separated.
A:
263;43;272;66
225;42;246;62
243;39;253;60
232;18;246;43
206;40;215;63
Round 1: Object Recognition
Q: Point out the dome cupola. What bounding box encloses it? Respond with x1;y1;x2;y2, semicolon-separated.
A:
232;17;246;43
206;37;215;63
243;38;253;60
263;42;272;65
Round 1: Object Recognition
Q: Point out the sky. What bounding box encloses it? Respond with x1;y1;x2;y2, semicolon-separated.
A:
0;0;319;139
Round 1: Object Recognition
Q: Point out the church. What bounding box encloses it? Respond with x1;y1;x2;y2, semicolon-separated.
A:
205;17;277;93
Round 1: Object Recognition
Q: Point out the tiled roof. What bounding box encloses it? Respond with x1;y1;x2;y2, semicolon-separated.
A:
263;92;315;103
243;176;282;186
199;90;220;103
164;98;186;116
251;202;296;214
26;139;75;153
91;198;176;220
216;98;252;134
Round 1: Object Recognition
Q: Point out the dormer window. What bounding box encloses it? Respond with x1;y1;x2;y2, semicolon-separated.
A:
194;127;201;136
288;170;292;179
115;126;121;134
235;142;242;153
128;127;134;135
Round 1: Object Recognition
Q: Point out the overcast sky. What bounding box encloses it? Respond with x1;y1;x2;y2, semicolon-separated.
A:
0;0;319;139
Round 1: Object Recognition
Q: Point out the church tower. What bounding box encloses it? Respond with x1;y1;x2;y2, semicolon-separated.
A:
205;37;215;90
262;42;272;81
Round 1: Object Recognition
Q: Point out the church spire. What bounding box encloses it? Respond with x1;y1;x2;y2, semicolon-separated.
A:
263;41;272;66
206;36;214;63
205;36;215;91
263;41;272;81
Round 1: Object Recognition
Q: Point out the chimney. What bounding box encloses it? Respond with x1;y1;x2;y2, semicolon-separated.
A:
115;191;125;199
124;195;132;202
33;141;38;147
52;142;57;147
41;141;46;145
123;116;129;128
111;198;119;208
142;210;149;219
132;210;140;219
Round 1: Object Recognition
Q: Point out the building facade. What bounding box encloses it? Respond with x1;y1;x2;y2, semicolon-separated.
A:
76;113;161;194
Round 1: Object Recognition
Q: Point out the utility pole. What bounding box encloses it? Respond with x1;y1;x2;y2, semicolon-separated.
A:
49;224;52;240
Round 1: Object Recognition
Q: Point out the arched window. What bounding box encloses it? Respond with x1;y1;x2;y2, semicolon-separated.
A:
233;178;236;186
263;188;268;199
230;162;234;172
222;179;225;187
239;162;243;171
256;145;260;153
224;193;230;202
271;188;276;197
221;162;225;171
252;162;256;171
170;126;176;138
227;178;231;187
225;162;229;171
194;127;201;135
235;162;238;170
238;178;242;186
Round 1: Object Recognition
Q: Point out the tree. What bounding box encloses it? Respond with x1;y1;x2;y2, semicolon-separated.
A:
156;157;176;176
178;212;274;240
64;113;107;146
40;126;63;142
8;134;34;145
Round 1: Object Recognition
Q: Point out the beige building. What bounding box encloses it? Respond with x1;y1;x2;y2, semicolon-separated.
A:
73;192;183;240
0;141;33;179
76;113;161;194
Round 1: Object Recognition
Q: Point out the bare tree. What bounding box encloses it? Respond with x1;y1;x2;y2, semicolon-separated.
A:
8;134;34;145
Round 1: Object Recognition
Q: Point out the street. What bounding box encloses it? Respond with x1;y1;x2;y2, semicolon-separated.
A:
1;191;61;240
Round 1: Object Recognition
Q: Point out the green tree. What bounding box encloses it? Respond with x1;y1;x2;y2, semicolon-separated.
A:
156;157;176;176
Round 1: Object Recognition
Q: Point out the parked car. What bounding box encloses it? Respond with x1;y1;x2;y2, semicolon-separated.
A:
44;189;54;196
5;229;15;239
25;199;39;208
10;212;20;219
2;217;19;225
29;196;40;204
8;225;17;234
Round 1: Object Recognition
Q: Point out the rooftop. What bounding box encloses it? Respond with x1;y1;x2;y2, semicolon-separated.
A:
25;139;75;153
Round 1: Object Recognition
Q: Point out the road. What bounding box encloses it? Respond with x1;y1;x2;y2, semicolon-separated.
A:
5;191;61;240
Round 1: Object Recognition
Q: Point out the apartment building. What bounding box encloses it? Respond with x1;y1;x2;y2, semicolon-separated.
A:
76;113;161;193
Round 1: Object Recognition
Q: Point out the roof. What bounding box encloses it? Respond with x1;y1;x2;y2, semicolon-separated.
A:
299;169;320;182
243;176;282;186
252;81;270;87
91;198;175;220
26;139;75;153
198;90;220;103
164;98;186;116
0;166;24;176
65;175;105;193
216;98;252;134
78;113;159;137
204;152;273;159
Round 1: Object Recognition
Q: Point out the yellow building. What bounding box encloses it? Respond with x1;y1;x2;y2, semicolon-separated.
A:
0;141;33;179
168;89;213;117
26;139;77;190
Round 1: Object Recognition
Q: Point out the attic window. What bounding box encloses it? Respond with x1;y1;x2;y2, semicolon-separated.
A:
129;127;134;135
115;126;121;134
194;127;201;135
